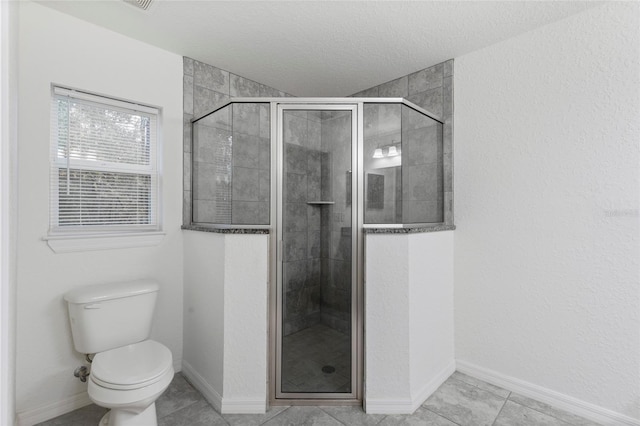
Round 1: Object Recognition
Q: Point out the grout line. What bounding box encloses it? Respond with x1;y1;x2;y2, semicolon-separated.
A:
491;398;509;426
318;406;348;425
259;405;292;425
505;399;576;426
423;406;464;426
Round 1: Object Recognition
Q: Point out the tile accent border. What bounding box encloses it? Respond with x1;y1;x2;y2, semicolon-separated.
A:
456;360;640;426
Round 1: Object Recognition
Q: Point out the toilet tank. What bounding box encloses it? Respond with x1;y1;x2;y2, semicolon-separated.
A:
64;280;159;354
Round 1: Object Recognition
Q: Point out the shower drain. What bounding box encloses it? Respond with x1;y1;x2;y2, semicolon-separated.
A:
322;365;336;374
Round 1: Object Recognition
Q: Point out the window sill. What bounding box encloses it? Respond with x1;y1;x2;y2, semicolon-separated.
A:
43;231;166;253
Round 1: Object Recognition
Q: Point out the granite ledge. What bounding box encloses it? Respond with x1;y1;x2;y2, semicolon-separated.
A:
182;225;270;235
364;224;455;234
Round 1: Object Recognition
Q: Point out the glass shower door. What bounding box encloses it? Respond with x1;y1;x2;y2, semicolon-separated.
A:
276;105;358;399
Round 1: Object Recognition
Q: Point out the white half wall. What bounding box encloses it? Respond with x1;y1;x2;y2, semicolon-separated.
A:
15;3;184;424
454;2;640;422
182;231;269;414
1;0;18;424
365;231;454;414
182;231;225;410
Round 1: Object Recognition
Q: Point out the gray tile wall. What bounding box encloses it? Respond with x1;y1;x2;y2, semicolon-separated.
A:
283;111;325;335
352;59;454;224
319;112;353;335
184;56;292;226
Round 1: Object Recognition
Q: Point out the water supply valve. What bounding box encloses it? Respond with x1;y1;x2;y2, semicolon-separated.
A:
74;365;90;382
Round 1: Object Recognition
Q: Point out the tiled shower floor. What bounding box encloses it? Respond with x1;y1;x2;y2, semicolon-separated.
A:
281;324;351;393
36;371;601;425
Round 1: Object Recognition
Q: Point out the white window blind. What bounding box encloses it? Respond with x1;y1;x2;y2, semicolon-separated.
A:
50;87;160;234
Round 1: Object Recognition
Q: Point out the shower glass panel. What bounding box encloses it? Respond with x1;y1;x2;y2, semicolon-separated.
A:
192;102;270;225
279;108;355;397
363;103;443;224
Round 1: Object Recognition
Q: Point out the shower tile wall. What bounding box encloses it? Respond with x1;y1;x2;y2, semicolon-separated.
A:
183;56;292;226
402;106;443;223
320;112;352;335
352;59;454;224
283;111;325;335
283;111;353;337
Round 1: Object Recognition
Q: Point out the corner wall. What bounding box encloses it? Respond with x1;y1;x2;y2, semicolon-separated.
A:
365;231;455;414
1;0;18;424
182;231;269;413
15;3;184;424
454;2;640;423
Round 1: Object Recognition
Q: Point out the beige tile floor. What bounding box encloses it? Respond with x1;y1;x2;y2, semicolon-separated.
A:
37;371;601;425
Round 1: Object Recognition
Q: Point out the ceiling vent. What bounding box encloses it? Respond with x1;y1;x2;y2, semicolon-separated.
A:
123;0;154;11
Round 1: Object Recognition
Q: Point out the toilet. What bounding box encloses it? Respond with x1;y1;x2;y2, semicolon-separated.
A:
64;280;174;426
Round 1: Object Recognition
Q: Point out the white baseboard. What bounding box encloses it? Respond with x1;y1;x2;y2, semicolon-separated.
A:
410;360;456;412
220;399;266;414
180;360;222;413
364;398;414;415
366;360;455;414
181;361;266;414
172;357;182;374
456;360;640;426
16;392;92;426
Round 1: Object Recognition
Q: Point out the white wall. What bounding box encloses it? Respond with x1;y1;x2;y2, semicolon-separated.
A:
408;231;454;401
222;235;268;412
183;231;225;405
1;0;18;424
454;2;640;423
15;2;184;424
182;231;269;414
365;231;455;414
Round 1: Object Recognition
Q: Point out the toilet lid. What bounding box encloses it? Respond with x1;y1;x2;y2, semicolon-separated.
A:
91;340;173;390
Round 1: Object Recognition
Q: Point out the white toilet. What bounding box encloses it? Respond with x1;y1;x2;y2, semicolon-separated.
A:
64;280;174;426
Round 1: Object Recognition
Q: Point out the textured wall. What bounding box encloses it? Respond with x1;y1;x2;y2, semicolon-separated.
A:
365;231;455;413
183;231;269;413
16;2;184;422
454;2;639;420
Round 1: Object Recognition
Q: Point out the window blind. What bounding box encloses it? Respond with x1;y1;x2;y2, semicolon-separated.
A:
50;87;160;233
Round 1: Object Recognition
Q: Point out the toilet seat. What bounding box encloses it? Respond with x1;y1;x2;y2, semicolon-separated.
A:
91;340;172;391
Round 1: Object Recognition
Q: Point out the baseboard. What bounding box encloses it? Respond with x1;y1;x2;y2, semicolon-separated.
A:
220;398;266;414
173;357;182;374
364;397;414;415
410;360;456;412
366;360;455;414
456;360;640;426
16;392;92;426
181;361;222;413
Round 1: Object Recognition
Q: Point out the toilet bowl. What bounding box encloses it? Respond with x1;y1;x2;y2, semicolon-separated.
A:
88;340;174;426
64;280;173;426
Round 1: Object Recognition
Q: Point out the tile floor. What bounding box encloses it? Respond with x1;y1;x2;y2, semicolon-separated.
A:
282;324;351;393
37;371;601;426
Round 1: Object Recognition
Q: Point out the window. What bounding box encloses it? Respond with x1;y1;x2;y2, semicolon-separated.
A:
49;87;161;240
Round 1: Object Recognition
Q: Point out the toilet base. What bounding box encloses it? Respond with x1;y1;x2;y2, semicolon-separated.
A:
98;402;158;426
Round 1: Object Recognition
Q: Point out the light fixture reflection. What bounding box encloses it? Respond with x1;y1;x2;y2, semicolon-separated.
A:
373;148;384;158
387;146;399;157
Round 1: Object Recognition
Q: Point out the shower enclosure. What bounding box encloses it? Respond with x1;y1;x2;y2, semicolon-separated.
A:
190;98;443;404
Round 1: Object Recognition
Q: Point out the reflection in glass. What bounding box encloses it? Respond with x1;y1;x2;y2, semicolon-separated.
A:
281;110;352;394
363;104;443;224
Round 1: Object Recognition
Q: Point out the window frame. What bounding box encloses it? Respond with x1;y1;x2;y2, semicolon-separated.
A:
46;86;164;251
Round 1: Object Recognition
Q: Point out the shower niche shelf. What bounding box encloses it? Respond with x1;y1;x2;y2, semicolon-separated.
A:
307;201;335;205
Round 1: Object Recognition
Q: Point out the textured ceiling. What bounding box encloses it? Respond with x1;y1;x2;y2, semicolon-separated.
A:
37;0;600;96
